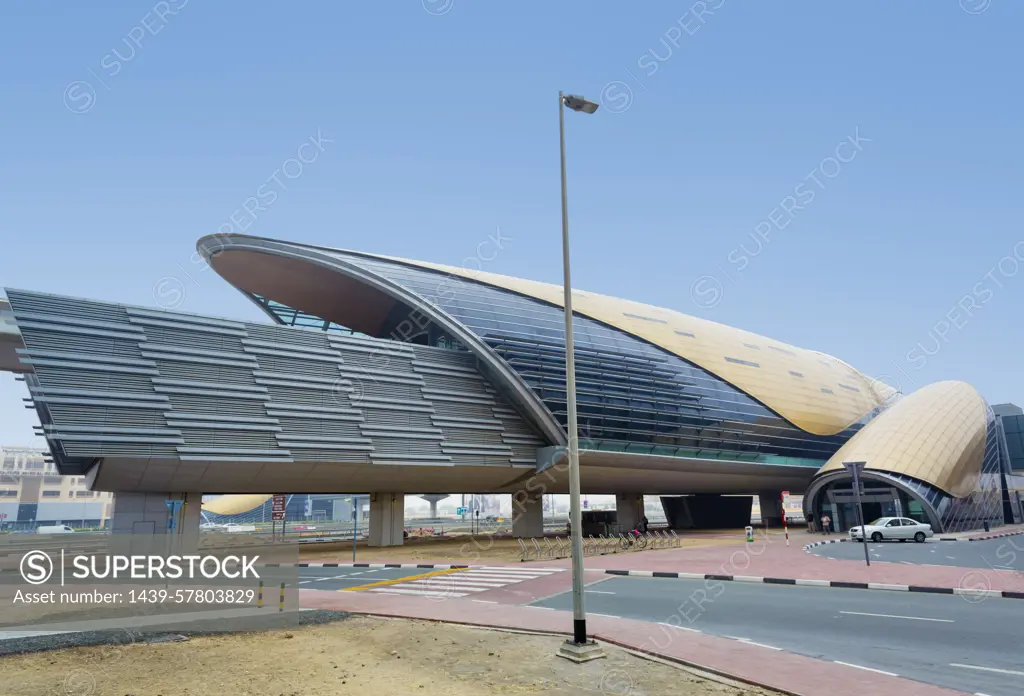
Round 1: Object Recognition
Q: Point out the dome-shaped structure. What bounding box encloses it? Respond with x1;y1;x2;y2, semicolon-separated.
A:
805;381;1008;532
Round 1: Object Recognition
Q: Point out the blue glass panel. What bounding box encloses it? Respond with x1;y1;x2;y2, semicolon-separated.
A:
322;252;863;463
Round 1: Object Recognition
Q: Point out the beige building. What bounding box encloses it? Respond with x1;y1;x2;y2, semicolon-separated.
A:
0;446;113;530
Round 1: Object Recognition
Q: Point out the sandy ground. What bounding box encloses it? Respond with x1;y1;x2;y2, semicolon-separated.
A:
0;615;780;696
298;531;746;564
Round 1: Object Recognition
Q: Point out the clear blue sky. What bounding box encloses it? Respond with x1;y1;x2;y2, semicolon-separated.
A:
1;1;1022;446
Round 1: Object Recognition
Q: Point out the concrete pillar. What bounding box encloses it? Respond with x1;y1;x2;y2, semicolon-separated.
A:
368;492;405;547
110;491;202;552
511;493;544;538
758;492;784;527
616;493;644;533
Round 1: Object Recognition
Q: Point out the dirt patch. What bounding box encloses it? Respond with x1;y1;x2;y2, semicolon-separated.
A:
298;533;743;565
1;616;781;696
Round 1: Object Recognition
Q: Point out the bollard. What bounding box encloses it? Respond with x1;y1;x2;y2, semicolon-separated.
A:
279;582;285;612
745;526;754;543
257;581;263;608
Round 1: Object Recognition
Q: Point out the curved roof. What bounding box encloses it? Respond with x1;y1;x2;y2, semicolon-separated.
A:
203;494;272;516
816;380;989;497
199;234;889;437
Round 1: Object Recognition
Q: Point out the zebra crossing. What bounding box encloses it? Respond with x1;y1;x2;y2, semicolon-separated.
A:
365;566;566;599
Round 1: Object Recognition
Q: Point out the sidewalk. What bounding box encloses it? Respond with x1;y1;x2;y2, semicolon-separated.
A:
506;531;1024;594
299;588;969;696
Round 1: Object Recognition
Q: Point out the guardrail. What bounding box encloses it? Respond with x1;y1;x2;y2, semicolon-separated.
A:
518;529;682;561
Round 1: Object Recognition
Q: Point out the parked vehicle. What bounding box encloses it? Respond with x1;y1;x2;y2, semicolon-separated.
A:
36;525;75;534
849;517;933;543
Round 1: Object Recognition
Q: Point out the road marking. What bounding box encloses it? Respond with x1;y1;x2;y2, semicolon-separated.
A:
527;606;554;611
471;599;498;604
833;661;899;676
950;663;1024;677
590;612;620;619
585;590;616;595
725;636;782;650
481;566;566;572
298;574;385;586
839;611;953;623
946;556;956;560
367;587;471;598
342;567;463;592
658;622;700;633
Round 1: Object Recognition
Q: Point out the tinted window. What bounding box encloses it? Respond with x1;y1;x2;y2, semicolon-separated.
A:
724;357;760;368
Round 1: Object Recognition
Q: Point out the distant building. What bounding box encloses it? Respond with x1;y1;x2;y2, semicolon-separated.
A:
0;446;113;530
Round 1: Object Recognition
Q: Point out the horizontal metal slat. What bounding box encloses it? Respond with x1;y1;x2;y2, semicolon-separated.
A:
17;321;145;342
152;378;266;394
127;316;247;336
20;358;158;375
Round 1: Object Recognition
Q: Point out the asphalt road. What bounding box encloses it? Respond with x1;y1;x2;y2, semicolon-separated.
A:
295;566;438;590
811;536;1024;570
534;576;1024;696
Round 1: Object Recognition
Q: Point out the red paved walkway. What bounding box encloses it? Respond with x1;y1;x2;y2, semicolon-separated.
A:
508;532;1024;593
300;588;969;696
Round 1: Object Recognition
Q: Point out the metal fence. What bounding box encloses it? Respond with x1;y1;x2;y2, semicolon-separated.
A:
517;529;682;561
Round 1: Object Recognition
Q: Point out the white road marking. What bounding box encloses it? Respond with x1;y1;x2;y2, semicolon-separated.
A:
585;590;616;594
471;600;498;604
833;661;899;676
462;573;542;581
590;612;620;619
658;622;700;633
839;611;953;623
367;587;471;598
725;636;782;650
950;663;1024;677
946;556;956;560
480;566;566;572
527;606;554;610
299;574;385;585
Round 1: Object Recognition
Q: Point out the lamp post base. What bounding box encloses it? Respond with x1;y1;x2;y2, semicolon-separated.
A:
557;639;606;663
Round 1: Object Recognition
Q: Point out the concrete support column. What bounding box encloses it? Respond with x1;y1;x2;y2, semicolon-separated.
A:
368;492;405;547
511;493;544;538
419;494;448;520
758;492;784;527
616;493;644;533
110;491;202;552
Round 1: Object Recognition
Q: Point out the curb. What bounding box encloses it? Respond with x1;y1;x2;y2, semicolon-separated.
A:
803;529;1024;551
601;569;1024;600
266;563;469;569
334;609;806;696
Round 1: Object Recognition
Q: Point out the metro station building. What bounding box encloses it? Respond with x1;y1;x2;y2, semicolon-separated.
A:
1;234;1021;544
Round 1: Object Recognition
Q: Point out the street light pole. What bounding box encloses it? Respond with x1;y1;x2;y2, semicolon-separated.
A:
556;90;603;662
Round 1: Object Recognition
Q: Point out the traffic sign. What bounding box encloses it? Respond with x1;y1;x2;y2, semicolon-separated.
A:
456;506;467;515
271;494;287;521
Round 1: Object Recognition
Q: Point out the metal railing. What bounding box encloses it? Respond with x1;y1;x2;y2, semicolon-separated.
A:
518;529;682;561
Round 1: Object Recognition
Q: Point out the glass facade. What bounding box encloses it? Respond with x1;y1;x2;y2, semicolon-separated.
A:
807;406;1019;533
999;413;1024;471
262;251;869;468
251;294;360;335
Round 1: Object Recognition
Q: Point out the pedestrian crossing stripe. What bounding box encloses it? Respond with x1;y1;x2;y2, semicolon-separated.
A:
355;567;565;599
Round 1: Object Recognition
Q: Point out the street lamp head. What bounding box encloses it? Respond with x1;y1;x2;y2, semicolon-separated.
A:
562;94;599;114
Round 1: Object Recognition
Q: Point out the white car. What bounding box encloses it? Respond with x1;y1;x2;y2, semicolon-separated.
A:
849;517;933;543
